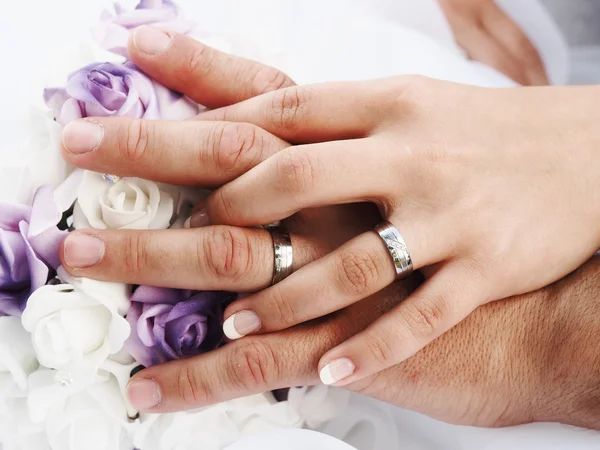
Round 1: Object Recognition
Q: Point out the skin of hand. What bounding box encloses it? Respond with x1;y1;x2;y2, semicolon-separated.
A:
437;0;549;85
58;27;600;429
187;77;600;387
133;252;600;431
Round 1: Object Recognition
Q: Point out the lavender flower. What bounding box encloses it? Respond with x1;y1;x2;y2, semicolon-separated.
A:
125;287;233;367
0;187;66;317
44;62;160;126
94;0;196;57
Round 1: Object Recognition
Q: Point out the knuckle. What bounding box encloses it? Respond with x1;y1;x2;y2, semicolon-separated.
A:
202;227;252;280
211;188;236;224
276;148;317;194
268;86;308;132
390;75;431;113
264;285;300;328
186;42;213;77
252;66;293;94
226;340;277;390
123;232;153;279
213;122;260;173
404;296;447;338
363;330;396;366
176;362;209;407
335;249;380;296
120;119;152;164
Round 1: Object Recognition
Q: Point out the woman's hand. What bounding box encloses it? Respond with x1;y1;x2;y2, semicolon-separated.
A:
438;0;549;85
195;78;600;387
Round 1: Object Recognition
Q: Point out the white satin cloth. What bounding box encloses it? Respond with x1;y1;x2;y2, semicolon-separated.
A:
1;1;599;449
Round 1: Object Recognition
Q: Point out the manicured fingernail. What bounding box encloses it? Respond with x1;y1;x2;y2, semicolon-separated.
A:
62;120;104;154
189;209;210;228
63;234;105;268
133;26;172;55
319;358;356;385
127;379;161;411
223;310;261;340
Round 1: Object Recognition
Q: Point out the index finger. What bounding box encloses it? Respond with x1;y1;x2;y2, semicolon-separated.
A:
128;26;295;108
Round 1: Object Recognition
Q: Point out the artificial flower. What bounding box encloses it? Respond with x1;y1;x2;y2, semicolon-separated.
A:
0;317;38;398
134;393;303;450
45;375;136;450
0;186;67;317
21;268;130;381
125;287;230;367
73;171;176;230
44;62;161;126
93;0;196;57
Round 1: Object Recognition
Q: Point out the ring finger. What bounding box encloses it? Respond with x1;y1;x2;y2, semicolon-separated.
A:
221;218;446;338
59;226;316;292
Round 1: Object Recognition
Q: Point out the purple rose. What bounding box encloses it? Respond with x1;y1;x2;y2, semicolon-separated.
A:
0;187;67;317
44;62;160;126
125;287;233;367
44;61;199;125
93;0;196;57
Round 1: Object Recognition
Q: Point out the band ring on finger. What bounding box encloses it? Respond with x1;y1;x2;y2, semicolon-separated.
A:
269;227;294;285
374;221;413;280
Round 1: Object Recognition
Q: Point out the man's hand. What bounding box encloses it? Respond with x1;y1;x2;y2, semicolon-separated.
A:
129;255;600;430
438;0;549;85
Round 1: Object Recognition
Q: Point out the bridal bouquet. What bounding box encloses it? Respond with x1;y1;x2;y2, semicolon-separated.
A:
0;1;347;449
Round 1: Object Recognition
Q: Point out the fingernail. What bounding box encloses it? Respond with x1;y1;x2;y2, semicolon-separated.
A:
133;26;172;56
127;379;161;411
223;310;261;340
189;209;210;228
62;120;104;154
63;234;105;268
319;358;356;385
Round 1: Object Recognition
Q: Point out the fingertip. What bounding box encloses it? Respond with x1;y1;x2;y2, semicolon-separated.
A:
318;357;356;386
129;25;173;58
62;119;104;156
223;310;262;340
126;378;162;412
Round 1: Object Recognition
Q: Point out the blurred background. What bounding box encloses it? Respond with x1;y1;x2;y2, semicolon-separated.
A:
542;0;600;84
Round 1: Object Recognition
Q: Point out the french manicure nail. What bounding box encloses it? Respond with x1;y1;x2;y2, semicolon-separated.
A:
127;379;161;411
133;26;172;56
319;358;356;385
63;234;105;268
62;120;104;154
223;310;262;340
189;209;210;228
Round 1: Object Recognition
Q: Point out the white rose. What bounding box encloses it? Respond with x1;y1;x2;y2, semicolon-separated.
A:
135;393;303;450
73;171;176;230
21;270;130;382
26;354;137;425
287;385;351;430
0;317;38;399
0;107;71;206
42;374;136;450
0;398;49;450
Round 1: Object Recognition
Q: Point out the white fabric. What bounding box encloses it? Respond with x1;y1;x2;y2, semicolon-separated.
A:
0;1;597;449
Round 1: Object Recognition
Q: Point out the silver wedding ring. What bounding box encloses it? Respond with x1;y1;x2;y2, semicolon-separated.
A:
374;221;414;280
269;227;294;285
